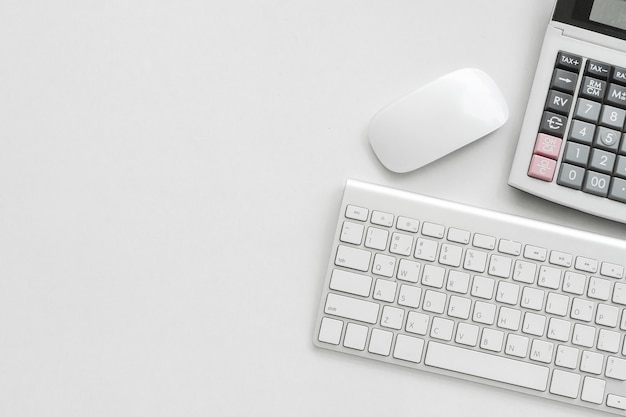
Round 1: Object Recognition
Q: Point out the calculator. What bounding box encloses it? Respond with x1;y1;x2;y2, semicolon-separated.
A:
509;0;626;223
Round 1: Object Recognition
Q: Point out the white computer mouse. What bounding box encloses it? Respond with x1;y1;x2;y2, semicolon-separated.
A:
368;68;509;173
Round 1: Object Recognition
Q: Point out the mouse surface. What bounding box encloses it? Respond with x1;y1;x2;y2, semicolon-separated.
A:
368;68;509;173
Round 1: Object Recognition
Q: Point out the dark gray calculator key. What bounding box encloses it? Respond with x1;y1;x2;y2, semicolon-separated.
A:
600;105;626;130
556;52;582;72
574;98;601;123
539;111;567;137
551;69;578;94
568;119;595;145
545;90;573;115
579;76;606;100
586;60;610;79
589;148;616;174
562;142;590;166
609;178;626;203
614;156;626;179
595;126;621;151
557;163;585;190
605;84;626;108
583;171;611;197
611;66;626;85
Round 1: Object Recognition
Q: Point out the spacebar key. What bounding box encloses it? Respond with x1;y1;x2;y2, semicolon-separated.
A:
425;342;549;391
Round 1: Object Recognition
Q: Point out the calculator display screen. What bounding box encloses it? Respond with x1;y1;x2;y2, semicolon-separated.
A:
590;0;626;31
553;0;626;41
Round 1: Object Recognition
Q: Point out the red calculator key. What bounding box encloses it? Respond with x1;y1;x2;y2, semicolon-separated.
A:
528;155;557;182
533;134;562;159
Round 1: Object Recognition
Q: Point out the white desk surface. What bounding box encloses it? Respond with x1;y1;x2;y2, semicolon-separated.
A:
2;1;626;416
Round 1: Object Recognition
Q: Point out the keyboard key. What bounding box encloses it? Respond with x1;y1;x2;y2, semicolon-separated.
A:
521;287;544;310
497;307;521;331
597;329;621;353
575;256;598;273
471;275;495;299
607;394;626;410
464;249;487;273
571;298;595;322
563;271;586;295
448;295;471;320
473;233;496;250
498;239;521;256
545;292;569;316
555;345;579;369
613;282;626;305
335;245;371;271
425;342;549;391
545;90;573;115
430;317;454;341
324;293;379;324
575;98;601;123
480;328;504;352
522;312;546;336
406;311;429;335
505;334;529;358
601;262;624;279
439;243;463;267
609;177;626;202
588;276;611;301
396;216;419;233
562;142;590;166
389;232;413;256
472;301;496;325
606;83;626;107
524;245;547;261
547;318;570;342
345;205;368;221
595;304;619;327
380;305;404;330
586;59;610;79
398;284;421;308
556;51;582;72
373;279;397;303
329;269;372;297
535;134;563;163
318;317;343;345
422;222;445;238
371;210;394;227
423;290;446;314
581;351;604;375
579;76;606;100
393;334;424;363
343;323;368;350
573;325;596;348
495;281;520;305
368;328;393;356
530;339;554;364
549;369;580;399
583;169;610;197
606;357;626;380
340;221;364;245
455;322;479;346
447;227;470;244
513;260;537;284
488;254;512;278
446;270;470;294
421;264;445;288
414;238;438;261
568;119;595;144
365;227;389;250
549;250;573;267
557;163;585;189
372;253;396;277
397;259;421;283
538;265;561;289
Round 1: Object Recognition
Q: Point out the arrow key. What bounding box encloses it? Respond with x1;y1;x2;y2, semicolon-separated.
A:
551;68;578;94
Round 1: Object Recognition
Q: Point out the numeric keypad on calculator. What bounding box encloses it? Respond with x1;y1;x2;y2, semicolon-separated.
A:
527;51;626;203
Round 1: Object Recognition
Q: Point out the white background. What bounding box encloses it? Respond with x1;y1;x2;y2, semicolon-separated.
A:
1;1;625;416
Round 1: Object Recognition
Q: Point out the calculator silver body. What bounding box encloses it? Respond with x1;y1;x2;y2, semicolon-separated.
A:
509;1;626;224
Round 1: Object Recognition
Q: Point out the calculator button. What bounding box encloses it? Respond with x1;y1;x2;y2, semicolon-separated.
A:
539;111;567;137
529;155;557;182
579;77;606;101
583;171;611;197
562;142;590;166
551;69;578;94
545;90;573;115
609;178;626;203
595;126;621;151
614;156;626;179
533;134;562;159
568;119;595;145
589;149;616;174
574;99;601;123
586;60;610;79
610;66;626;85
599;106;626;130
556;51;582;72
605;84;626;108
557;163;585;190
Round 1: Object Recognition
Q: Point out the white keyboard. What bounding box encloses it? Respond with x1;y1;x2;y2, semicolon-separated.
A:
313;179;626;415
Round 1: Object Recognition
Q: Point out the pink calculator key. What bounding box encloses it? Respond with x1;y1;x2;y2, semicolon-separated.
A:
533;133;562;159
528;155;557;182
